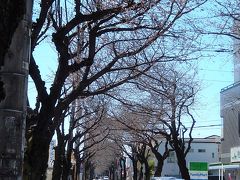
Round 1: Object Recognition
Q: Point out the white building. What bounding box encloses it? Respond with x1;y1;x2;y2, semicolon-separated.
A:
157;136;221;177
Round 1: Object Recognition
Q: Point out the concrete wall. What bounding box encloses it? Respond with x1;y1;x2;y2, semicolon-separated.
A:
220;82;240;116
220;84;240;163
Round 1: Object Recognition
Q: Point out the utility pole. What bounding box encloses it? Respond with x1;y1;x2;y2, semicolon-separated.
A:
0;1;32;179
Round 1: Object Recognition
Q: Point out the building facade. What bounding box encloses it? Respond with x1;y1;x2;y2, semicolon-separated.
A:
157;136;220;177
220;82;240;164
216;69;240;179
213;32;240;179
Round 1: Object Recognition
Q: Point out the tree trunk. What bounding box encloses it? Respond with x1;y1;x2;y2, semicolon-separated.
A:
62;158;72;180
138;165;143;180
175;148;190;180
150;146;165;177
24;113;54;180
123;158;126;180
132;160;138;180
120;159;123;180
74;155;82;180
172;134;190;180
112;165;115;180
24;123;53;180
52;143;64;180
170;107;190;180
154;160;164;177
84;160;91;180
144;160;150;180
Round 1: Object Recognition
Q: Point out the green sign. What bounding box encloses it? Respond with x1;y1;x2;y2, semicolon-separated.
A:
189;162;208;171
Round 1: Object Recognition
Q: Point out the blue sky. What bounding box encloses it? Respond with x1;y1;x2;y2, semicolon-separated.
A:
190;50;233;137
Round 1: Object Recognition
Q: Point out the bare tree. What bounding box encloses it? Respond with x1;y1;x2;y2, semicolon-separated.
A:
189;0;237;53
102;60;199;180
89;138;122;179
108;107;155;180
131;63;198;179
52;94;109;180
105;82;168;178
147;134;171;177
26;0;207;178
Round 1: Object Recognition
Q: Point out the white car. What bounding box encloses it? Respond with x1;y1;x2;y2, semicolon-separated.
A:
103;176;109;180
151;177;176;180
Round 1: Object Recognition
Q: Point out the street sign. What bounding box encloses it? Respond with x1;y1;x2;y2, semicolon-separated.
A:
189;162;208;180
231;146;240;162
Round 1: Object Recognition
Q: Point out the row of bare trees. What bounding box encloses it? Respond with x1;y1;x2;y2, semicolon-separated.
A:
24;0;209;179
103;62;197;180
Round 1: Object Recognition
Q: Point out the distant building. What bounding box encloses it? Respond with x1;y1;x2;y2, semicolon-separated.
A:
156;136;221;177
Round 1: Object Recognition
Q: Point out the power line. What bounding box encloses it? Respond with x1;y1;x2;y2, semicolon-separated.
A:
200;79;232;83
191;124;222;128
199;68;233;73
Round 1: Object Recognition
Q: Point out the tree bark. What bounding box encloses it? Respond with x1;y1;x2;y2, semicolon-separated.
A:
52;145;63;180
171;132;190;180
154;160;164;177
52;131;65;180
138;165;143;180
62;148;73;180
175;146;190;180
24;128;52;180
123;158;126;180
150;146;166;177
143;159;150;180
132;159;138;180
24;109;55;179
74;153;82;180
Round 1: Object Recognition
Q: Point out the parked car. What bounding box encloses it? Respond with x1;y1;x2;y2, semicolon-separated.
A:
103;176;109;180
151;177;161;180
151;177;176;180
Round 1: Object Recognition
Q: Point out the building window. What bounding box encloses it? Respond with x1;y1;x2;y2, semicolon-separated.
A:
167;151;176;163
198;149;206;153
212;153;214;158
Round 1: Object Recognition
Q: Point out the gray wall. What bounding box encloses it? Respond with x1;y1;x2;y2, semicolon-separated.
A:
220;83;240;163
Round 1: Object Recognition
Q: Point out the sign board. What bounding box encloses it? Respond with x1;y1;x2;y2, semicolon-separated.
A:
231;146;240;162
189;162;208;180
